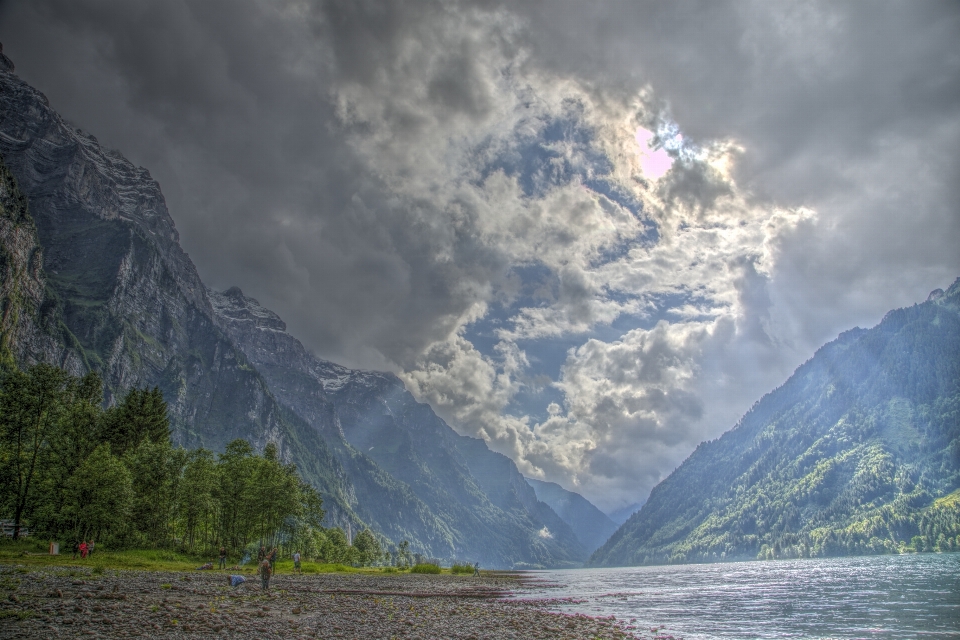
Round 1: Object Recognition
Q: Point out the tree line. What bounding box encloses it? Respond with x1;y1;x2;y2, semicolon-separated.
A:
0;362;386;564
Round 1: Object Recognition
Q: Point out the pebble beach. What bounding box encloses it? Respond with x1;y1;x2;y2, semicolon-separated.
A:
0;565;644;639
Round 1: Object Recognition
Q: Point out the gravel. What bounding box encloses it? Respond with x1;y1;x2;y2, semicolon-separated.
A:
0;565;645;639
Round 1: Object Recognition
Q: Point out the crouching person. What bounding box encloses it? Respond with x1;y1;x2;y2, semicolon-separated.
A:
258;559;272;590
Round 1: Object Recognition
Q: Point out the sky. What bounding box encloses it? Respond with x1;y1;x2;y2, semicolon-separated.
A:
1;0;958;513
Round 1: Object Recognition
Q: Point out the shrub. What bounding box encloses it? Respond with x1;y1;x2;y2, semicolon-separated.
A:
410;563;441;574
450;563;473;574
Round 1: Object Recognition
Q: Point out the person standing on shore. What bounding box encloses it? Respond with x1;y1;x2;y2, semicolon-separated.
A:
473;562;480;577
218;546;227;570
79;541;88;559
258;559;272;590
88;540;95;556
72;541;79;560
292;550;301;575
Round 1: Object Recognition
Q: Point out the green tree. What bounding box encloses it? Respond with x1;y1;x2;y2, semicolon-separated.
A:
0;363;70;538
100;386;169;456
28;371;105;538
396;539;412;568
178;448;217;550
321;527;351;563
353;528;382;566
251;442;301;544
216;439;258;548
62;443;134;543
125;438;176;547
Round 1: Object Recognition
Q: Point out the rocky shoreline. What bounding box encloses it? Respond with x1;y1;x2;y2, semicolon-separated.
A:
0;565;643;639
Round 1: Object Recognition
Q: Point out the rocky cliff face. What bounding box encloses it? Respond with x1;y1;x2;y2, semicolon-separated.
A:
0;54;356;523
0;154;80;371
0;51;587;568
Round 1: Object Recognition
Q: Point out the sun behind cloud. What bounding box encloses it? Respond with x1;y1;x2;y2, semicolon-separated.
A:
634;127;674;180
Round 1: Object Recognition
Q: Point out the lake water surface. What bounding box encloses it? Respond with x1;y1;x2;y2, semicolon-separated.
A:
514;554;959;639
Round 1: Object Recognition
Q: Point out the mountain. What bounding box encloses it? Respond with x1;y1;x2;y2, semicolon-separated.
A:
208;287;586;567
590;280;960;567
606;502;645;526
0;54;355;523
0;47;582;568
525;477;619;553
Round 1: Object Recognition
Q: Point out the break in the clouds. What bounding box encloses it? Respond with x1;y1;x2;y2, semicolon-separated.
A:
1;0;958;512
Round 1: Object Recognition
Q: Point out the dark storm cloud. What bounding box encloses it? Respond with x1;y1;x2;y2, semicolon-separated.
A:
0;0;514;368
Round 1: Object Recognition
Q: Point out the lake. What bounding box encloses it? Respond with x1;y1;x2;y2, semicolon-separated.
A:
514;553;960;639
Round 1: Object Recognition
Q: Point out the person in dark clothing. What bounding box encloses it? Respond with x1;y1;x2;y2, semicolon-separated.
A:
258;559;272;590
218;547;227;570
257;545;266;563
267;547;278;571
473;562;480;577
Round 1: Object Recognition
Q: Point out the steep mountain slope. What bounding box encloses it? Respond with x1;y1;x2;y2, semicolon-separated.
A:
590;280;960;566
208;287;586;567
0;152;78;371
525;477;619;553
0;50;357;523
607;502;645;526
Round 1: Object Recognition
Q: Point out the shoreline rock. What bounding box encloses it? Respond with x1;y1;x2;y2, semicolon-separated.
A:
0;565;641;639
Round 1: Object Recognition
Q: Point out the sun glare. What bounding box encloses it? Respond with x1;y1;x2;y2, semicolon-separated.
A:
635;127;674;180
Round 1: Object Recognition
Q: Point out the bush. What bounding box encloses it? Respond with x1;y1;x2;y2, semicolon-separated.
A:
450;563;473;574
410;563;441;574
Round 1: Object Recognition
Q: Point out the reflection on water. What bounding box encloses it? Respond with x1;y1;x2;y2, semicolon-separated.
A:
514;553;960;639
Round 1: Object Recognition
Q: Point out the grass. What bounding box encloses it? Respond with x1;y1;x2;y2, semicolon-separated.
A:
0;540;389;575
450;563;474;574
410;563;441;574
0;610;36;621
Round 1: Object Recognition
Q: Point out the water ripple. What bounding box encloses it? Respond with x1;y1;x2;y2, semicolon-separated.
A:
513;554;960;639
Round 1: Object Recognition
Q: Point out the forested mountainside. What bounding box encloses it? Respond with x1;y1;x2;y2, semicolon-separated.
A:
0;50;583;568
525;477;618;553
590;280;960;567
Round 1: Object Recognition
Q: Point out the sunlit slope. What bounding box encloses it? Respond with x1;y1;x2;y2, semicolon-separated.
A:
590;279;960;566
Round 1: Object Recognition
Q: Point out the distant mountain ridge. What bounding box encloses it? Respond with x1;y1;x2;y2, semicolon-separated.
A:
606;502;645;526
209;286;586;567
590;279;960;567
0;51;586;568
525;477;619;553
